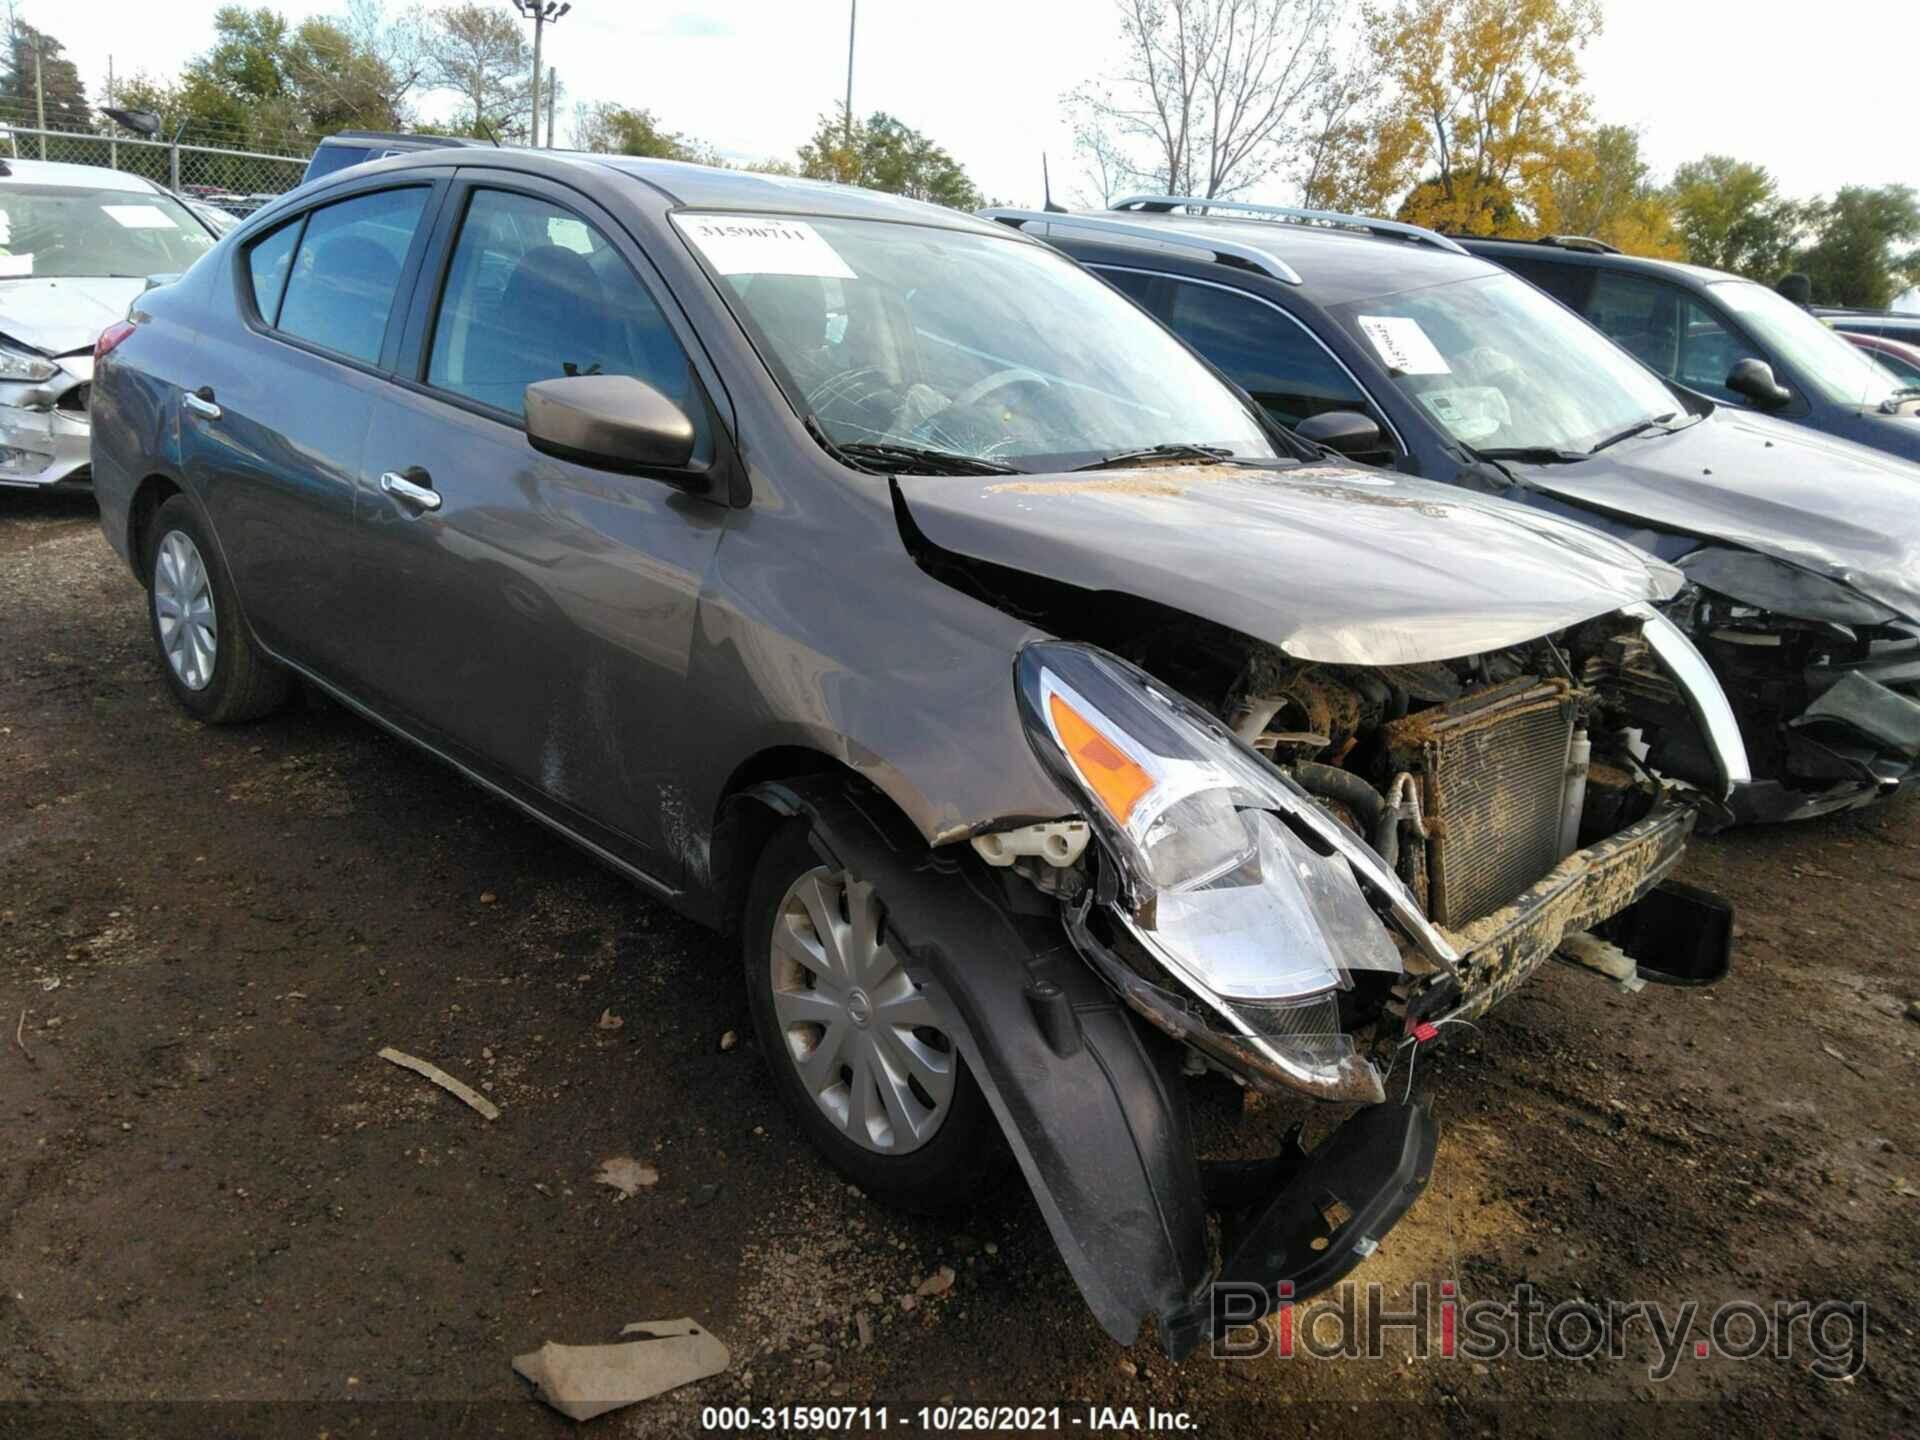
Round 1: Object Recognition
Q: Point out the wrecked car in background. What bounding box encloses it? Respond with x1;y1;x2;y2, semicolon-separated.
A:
1016;196;1920;823
89;152;1741;1357
0;158;215;491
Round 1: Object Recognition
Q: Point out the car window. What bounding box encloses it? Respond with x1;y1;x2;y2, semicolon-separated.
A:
1674;297;1753;403
275;187;428;364
1161;278;1381;436
1586;272;1683;377
1097;266;1165;314
1712;280;1903;408
1864;343;1920;385
244;219;301;324
427;188;699;425
0;182;214;279
1500;256;1590;309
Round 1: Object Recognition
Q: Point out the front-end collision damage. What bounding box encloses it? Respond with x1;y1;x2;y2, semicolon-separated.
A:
745;774;1437;1360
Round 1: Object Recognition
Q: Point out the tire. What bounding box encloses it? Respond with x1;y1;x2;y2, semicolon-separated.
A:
742;820;1006;1213
143;494;291;724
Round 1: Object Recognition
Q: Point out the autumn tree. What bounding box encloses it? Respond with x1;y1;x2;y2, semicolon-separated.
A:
1307;0;1600;236
1666;155;1805;279
1543;124;1681;257
1071;0;1347;200
796;108;982;210
425;1;532;139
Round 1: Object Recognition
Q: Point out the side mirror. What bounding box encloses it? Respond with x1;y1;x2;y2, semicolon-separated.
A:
525;374;696;475
1725;358;1791;409
1295;409;1386;458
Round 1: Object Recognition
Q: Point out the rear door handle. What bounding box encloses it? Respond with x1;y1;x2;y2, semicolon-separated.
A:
379;469;441;512
183;386;220;420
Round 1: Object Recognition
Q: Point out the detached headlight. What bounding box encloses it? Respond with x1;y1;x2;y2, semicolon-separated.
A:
1678;546;1896;627
0;342;58;384
1016;641;1401;1102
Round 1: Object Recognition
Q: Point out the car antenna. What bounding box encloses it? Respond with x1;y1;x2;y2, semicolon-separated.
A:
477;118;502;147
1042;154;1066;213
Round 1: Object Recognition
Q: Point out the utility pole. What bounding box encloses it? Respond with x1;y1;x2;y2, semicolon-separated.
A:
107;55;116;170
31;33;44;160
843;0;856;148
546;66;555;148
510;1;570;148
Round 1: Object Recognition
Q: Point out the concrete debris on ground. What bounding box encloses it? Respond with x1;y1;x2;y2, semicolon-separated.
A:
513;1318;728;1422
377;1046;499;1121
915;1266;956;1298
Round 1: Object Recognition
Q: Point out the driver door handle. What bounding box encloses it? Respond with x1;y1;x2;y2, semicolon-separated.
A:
379;469;441;512
183;386;221;420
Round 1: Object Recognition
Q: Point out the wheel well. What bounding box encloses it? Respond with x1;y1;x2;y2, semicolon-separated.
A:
710;748;894;936
127;475;182;584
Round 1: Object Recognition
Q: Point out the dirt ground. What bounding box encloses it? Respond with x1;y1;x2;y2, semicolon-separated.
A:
3;490;1918;1439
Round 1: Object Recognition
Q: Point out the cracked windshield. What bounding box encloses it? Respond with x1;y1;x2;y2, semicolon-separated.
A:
676;212;1276;470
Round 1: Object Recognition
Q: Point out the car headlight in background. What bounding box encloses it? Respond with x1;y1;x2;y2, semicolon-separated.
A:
0;341;58;384
1677;546;1896;627
1015;641;1401;1102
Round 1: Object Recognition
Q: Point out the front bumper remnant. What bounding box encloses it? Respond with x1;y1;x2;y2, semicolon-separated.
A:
752;777;1439;1360
0;363;93;490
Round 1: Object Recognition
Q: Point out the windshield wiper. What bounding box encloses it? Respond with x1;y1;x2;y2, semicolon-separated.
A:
830;439;1017;476
1073;442;1236;471
1472;445;1586;465
1587;412;1679;454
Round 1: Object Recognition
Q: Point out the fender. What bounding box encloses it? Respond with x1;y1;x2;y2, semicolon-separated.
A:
745;776;1214;1355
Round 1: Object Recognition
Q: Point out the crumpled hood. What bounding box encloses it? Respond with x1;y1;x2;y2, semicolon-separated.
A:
1512;410;1920;622
0;277;144;358
895;462;1680;666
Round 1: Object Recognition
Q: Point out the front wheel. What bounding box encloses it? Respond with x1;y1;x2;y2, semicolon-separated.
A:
742;821;1004;1212
144;494;291;724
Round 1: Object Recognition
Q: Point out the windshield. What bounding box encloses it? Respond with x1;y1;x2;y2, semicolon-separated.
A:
674;213;1276;468
1330;272;1685;455
0;183;215;279
1711;280;1903;408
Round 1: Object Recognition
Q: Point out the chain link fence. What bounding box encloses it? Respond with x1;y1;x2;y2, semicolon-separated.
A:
0;121;312;215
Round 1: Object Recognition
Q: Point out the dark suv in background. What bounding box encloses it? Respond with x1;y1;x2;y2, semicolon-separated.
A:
1460;235;1920;463
999;196;1920;822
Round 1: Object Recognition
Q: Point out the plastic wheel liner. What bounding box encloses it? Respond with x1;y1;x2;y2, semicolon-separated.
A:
743;776;1436;1359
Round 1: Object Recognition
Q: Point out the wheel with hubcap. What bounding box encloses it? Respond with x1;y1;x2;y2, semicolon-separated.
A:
143;494;291;723
743;821;1004;1211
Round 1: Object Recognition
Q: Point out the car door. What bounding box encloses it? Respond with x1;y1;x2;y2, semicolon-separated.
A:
1582;270;1782;411
350;170;731;885
186;180;441;676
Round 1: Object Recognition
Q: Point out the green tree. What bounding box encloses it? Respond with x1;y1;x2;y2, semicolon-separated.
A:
0;19;89;128
425;1;532;140
574;102;717;163
796;108;981;210
1796;185;1920;309
1667;154;1804;279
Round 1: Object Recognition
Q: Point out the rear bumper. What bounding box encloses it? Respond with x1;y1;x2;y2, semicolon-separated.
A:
1410;791;1698;1026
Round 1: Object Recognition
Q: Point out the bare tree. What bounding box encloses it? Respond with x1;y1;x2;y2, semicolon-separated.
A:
1069;100;1141;207
425;1;531;137
1072;0;1348;199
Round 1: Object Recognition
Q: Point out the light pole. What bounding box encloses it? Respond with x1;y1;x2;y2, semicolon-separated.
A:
843;0;855;149
510;1;571;148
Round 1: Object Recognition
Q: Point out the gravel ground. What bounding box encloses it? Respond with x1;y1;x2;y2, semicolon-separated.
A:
3;491;1918;1438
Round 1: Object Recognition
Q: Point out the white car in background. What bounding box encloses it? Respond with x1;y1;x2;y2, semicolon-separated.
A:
0;158;216;490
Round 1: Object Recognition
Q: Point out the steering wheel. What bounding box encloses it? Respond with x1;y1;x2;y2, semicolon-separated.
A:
948;367;1052;411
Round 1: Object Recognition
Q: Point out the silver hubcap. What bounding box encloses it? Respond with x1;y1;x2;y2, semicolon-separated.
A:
154;529;217;691
769;866;956;1155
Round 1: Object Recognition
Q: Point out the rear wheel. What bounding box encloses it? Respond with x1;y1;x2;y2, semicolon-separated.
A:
742;821;1003;1212
144;495;291;723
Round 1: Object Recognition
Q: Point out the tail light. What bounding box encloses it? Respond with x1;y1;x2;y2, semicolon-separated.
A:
94;320;137;361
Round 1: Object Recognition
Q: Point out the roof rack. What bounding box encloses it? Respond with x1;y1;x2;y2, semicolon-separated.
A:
1108;194;1469;256
978;208;1304;285
1534;234;1620;254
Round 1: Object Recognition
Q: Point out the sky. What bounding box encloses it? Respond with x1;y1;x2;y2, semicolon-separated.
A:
51;0;1920;209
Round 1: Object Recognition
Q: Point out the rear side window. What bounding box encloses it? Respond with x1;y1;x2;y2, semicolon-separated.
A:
1500;256;1590;309
1587;271;1682;377
275;187;428;364
244;219;300;323
426;188;698;423
1162;278;1377;432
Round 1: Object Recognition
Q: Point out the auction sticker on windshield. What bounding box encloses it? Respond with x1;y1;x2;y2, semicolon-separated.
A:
673;214;856;279
1357;315;1450;375
101;205;179;230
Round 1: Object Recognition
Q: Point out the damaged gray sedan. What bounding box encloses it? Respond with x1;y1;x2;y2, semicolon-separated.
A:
89;152;1743;1357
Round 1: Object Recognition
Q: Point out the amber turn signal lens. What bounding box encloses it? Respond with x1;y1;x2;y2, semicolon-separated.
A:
1048;691;1153;824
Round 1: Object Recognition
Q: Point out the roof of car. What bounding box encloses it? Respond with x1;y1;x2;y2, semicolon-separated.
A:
0;157;167;194
1460;235;1743;288
1008;207;1501;304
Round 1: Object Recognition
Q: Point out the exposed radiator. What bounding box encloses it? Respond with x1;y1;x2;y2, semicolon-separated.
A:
1386;678;1577;927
